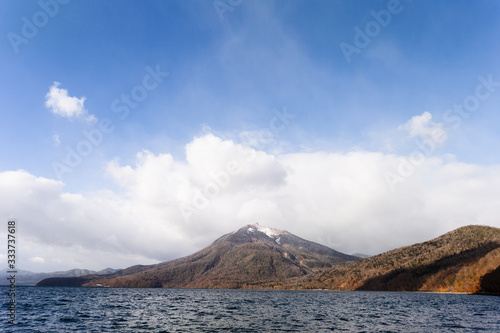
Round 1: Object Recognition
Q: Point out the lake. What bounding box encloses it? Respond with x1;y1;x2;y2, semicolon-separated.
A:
1;286;499;332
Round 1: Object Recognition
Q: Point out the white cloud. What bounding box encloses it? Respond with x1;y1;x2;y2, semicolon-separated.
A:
29;256;45;264
398;111;448;145
45;82;96;123
1;134;500;272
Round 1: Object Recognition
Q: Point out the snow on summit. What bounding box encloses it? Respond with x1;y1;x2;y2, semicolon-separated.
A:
252;223;284;238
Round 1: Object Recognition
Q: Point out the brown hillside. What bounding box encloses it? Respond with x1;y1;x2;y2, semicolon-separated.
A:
298;225;500;293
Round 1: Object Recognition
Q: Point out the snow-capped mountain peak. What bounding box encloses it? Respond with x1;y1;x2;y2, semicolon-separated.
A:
251;223;284;238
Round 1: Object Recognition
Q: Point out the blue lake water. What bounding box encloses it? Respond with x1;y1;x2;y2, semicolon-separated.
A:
1;286;499;332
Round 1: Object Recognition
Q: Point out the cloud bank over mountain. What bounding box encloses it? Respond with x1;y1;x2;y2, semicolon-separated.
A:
2;122;500;272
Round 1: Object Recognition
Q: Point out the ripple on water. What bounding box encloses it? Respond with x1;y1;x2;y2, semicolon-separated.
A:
1;287;499;332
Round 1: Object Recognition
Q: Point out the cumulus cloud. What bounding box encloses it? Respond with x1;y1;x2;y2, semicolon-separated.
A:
45;82;96;123
1;134;500;272
398;111;448;145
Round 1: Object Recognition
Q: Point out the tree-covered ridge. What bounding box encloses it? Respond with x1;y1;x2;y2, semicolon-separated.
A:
301;225;500;293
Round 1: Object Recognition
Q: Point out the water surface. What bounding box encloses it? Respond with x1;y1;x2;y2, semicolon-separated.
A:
1;286;499;332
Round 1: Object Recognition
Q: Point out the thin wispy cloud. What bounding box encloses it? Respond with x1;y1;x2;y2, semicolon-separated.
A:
29;257;45;264
52;133;61;147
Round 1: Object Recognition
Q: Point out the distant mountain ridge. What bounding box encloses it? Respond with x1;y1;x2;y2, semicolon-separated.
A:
351;253;371;259
37;223;359;288
1;267;120;286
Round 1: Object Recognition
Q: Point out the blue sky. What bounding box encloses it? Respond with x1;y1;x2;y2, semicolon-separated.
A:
1;0;500;272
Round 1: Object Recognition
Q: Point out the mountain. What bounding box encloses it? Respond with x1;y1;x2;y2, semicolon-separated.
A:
298;225;500;294
36;223;359;288
36;224;500;294
1;267;120;286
